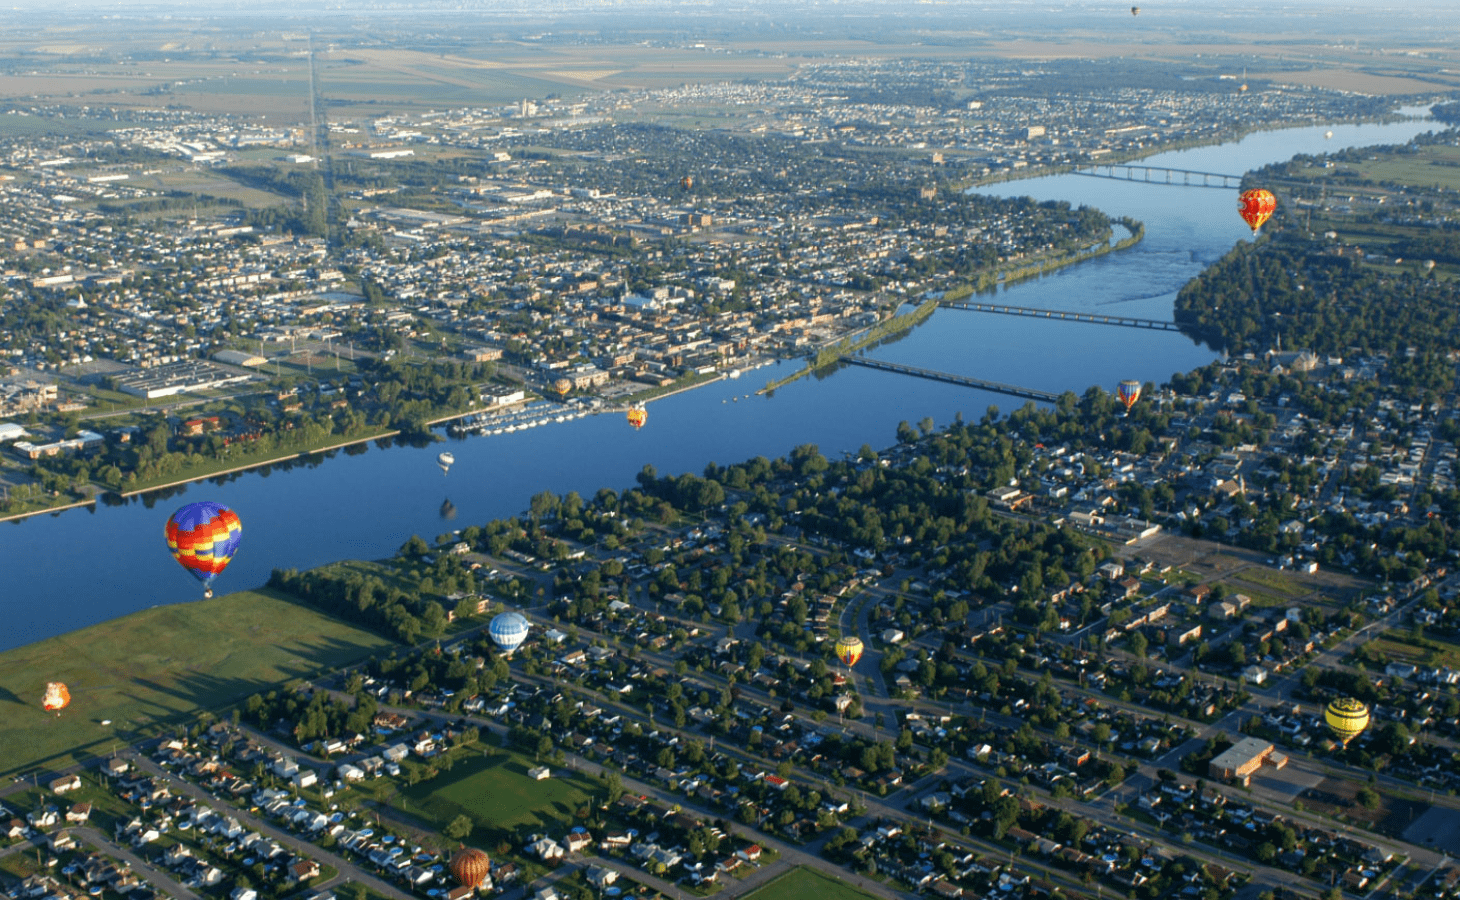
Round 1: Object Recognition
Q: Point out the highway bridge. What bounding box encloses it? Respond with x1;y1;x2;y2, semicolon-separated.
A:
938;298;1182;331
1072;164;1243;189
841;356;1060;402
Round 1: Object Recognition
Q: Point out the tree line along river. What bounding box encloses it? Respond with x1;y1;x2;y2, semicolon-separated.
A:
0;110;1440;652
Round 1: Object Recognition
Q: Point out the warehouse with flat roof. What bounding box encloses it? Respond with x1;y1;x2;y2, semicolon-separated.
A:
1209;737;1286;782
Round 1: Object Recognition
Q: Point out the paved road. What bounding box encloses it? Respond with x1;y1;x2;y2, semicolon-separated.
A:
382;703;913;900
72;825;205;900
124;751;415;900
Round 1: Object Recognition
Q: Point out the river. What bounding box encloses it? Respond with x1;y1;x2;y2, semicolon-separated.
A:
0;111;1440;652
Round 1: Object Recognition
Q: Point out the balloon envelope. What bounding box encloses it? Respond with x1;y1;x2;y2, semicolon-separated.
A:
449;848;490;888
165;502;242;593
834;636;864;668
1117;379;1142;412
1237;189;1276;234
626;406;648;430
1324;697;1370;743
42;681;70;712
489;612;530;653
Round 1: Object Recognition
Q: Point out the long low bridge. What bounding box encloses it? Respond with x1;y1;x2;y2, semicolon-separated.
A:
1072;164;1242;189
842;356;1060;402
939;298;1182;331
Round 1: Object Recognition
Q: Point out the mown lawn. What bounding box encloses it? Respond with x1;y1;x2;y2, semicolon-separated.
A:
380;748;600;842
0;588;394;778
743;868;879;900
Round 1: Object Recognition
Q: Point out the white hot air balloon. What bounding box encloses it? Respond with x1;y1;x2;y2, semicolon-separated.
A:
489;611;530;655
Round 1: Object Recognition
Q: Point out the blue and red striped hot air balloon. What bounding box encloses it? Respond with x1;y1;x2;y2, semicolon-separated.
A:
165;501;242;599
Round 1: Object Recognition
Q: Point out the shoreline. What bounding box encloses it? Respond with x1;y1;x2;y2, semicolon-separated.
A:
960;108;1433;192
0;367;756;523
0;495;99;524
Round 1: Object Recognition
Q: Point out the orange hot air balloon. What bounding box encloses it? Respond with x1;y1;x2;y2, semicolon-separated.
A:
42;682;71;713
834;636;864;668
626;406;647;430
450;848;491;888
552;377;572;399
1237;189;1276;234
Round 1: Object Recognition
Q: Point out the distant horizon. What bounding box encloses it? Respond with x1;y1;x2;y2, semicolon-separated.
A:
0;2;1456;54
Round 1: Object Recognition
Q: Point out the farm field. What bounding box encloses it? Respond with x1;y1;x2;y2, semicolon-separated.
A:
0;589;394;778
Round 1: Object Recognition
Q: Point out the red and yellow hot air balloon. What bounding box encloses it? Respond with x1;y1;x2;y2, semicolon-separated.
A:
165;501;243;599
450;848;491;889
1237;189;1276;234
626;406;647;430
1117;379;1142;414
42;682;70;714
552;377;572;399
834;636;864;668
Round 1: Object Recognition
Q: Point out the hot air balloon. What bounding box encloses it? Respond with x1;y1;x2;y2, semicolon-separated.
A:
1325;130;1334;139
552;377;573;399
681;175;694;190
1237;188;1276;235
42;682;70;714
438;451;455;475
834;636;864;668
1130;5;1139;14
165;501;242;599
1324;697;1370;744
489;611;530;655
1117;379;1142;414
626;406;648;430
449;848;490;888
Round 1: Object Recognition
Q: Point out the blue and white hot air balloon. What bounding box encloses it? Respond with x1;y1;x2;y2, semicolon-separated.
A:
489;611;530;655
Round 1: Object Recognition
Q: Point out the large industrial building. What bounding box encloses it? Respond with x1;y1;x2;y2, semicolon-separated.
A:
1209;737;1287;782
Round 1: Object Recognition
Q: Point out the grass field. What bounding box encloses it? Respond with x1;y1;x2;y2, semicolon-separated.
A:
0;589;394;778
376;748;600;843
1365;630;1460;669
743;868;878;900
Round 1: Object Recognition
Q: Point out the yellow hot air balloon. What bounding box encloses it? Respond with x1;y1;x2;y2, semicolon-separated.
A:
834;636;864;668
450;848;491;888
626;406;648;430
552;378;572;399
1324;697;1370;744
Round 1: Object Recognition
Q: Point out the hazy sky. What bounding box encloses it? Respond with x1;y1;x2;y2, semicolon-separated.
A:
3;0;1459;49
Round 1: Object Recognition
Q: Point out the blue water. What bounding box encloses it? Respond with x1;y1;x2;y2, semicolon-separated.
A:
0;114;1439;651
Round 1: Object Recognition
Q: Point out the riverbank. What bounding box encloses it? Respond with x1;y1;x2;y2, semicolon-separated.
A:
0;495;99;524
759;221;1146;395
760;299;940;395
962;109;1430;191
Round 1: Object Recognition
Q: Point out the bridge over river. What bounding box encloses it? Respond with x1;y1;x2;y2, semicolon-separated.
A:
841;356;1061;402
1071;164;1243;189
938;299;1182;331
